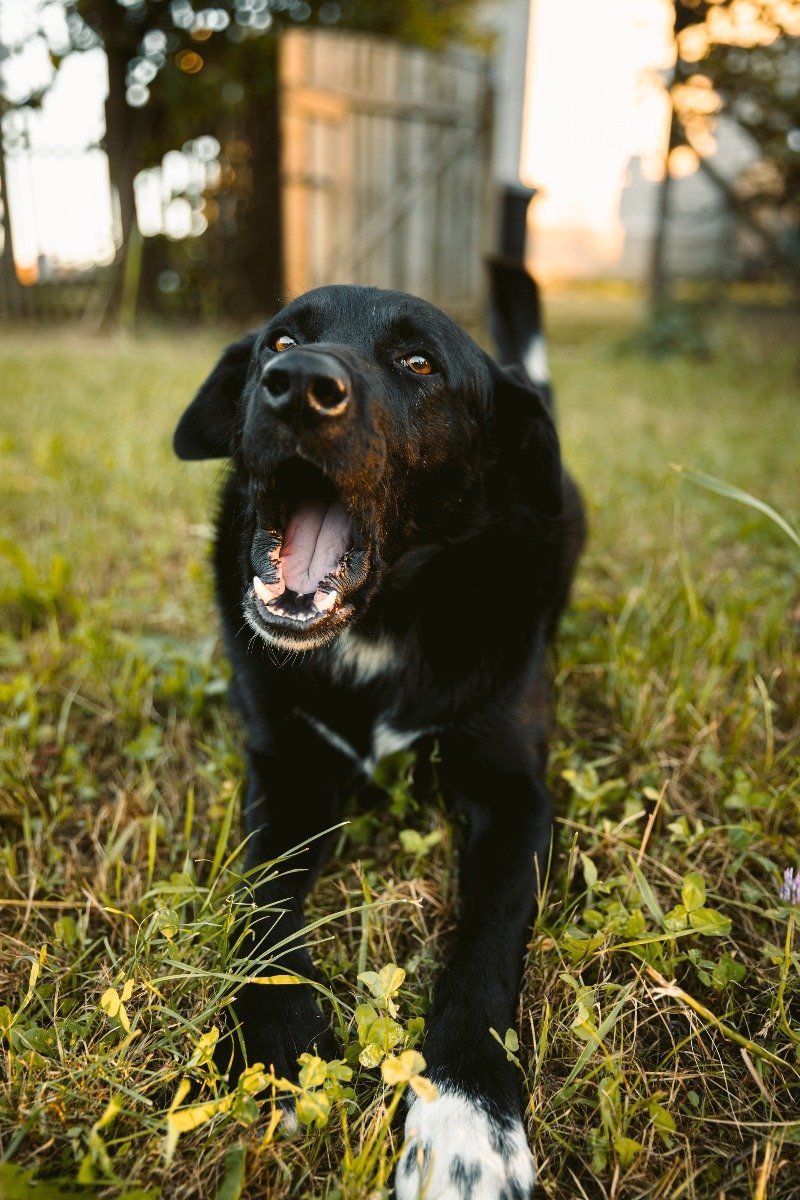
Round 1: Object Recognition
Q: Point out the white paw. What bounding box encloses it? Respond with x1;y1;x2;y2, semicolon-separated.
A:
396;1086;535;1200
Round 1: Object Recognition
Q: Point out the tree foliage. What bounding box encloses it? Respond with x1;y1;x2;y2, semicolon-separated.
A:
672;1;800;278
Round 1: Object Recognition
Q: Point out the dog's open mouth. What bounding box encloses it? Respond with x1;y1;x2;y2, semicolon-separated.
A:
247;459;370;645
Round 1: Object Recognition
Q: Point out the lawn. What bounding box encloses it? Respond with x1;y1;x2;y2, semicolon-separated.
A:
1;299;799;1199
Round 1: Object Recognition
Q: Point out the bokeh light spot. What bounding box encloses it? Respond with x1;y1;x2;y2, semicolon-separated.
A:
176;50;204;74
668;144;700;179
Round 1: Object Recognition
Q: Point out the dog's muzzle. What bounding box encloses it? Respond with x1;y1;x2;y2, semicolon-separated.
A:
243;456;374;650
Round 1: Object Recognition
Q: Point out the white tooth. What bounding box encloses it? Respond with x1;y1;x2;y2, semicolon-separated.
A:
313;589;338;613
254;575;285;604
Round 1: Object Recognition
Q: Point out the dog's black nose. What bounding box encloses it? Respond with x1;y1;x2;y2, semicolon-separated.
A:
261;350;350;421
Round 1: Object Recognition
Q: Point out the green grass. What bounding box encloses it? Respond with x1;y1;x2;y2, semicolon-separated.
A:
1;301;799;1199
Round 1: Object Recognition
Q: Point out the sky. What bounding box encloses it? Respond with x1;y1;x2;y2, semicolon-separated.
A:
0;1;118;272
523;0;674;278
0;0;675;278
3;48;117;273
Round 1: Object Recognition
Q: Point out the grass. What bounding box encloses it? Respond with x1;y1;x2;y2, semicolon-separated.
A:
1;298;799;1199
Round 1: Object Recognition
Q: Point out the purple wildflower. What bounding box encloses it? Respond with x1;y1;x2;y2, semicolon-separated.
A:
780;867;800;906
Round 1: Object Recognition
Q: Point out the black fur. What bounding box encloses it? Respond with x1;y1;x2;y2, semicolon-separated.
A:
173;278;585;1136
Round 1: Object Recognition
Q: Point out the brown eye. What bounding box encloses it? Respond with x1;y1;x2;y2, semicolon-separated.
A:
272;334;296;352
402;354;434;375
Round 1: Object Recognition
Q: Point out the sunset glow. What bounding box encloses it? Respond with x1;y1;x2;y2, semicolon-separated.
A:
522;0;675;280
4;0;784;285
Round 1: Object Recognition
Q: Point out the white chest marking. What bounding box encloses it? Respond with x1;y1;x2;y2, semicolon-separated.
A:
328;630;403;687
306;633;429;773
396;1086;535;1200
300;713;428;775
370;719;426;764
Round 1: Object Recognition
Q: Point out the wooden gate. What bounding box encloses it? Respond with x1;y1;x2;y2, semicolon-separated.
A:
279;29;494;326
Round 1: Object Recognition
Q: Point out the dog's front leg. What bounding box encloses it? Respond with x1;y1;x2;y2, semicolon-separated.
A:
216;716;355;1087
397;722;550;1200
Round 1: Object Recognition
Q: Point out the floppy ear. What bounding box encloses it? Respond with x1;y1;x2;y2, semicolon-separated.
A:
488;362;563;517
173;333;258;460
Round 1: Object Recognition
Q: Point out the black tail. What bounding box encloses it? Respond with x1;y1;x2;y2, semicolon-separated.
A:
487;257;553;412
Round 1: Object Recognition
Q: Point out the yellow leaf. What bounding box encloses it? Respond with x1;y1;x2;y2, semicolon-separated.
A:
358;964;405;1014
398;1050;426;1076
681;872;706;914
100;988;120;1018
238;1064;270;1095
95;1096;123;1132
380;1055;407;1085
359;1043;385;1068
259;1103;285;1148
118;1003;131;1033
378;964;406;996
614;1134;642;1168
164;1094;233;1163
247;974;303;986
169;1095;232;1134
168;1078;192;1113
296;1089;330;1127
192;1026;219;1067
103;906;140;925
381;1050;427;1087
28;958;41;993
120;978;134;1003
366;1015;403;1052
298;1054;327;1091
409;1075;438;1102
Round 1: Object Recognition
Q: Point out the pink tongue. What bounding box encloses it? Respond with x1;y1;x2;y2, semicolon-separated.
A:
281;500;352;594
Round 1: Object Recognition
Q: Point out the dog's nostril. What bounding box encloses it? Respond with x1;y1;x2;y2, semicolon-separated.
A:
263;368;290;400
308;374;348;414
262;360;348;419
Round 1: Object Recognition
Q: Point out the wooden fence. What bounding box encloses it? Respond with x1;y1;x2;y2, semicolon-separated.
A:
279;29;494;327
0;30;495;326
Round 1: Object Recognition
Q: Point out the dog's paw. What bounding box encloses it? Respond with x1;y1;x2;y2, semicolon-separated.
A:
396;1086;535;1200
213;981;336;1087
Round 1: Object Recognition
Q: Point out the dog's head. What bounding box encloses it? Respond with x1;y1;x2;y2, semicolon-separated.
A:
174;285;562;651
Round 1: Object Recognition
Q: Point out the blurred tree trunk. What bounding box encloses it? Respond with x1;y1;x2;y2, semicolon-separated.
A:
0;119;26;319
649;93;678;314
130;37;282;322
219;43;283;321
649;0;700;315
235;76;282;318
650;1;712;313
92;0;151;319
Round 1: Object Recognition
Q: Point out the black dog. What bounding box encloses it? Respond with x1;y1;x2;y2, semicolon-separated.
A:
173;263;585;1199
